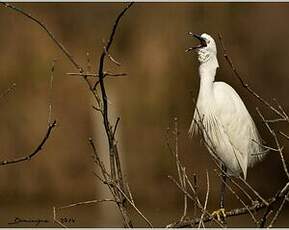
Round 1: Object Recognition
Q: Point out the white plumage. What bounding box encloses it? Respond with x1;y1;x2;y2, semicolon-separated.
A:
188;33;265;179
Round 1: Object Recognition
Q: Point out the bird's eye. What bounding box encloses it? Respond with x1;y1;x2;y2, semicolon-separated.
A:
207;40;210;44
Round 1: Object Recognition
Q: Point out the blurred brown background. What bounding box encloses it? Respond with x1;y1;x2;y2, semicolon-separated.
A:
0;2;288;227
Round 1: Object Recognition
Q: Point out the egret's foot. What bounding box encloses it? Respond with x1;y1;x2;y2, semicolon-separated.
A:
212;208;226;223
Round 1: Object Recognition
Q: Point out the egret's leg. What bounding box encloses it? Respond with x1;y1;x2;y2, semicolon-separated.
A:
220;164;227;209
212;164;227;223
218;164;227;223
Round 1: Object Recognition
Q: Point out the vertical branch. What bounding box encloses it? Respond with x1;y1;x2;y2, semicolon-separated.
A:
198;171;209;228
94;2;134;197
90;3;134;227
192;173;198;219
181;167;188;221
48;59;56;125
173;117;188;221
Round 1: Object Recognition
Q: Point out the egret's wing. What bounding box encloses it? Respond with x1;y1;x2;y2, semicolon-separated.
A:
213;82;264;178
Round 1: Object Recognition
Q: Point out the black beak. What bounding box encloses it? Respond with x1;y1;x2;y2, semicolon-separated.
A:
185;32;207;52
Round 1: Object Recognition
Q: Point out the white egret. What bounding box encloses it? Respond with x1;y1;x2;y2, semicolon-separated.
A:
187;33;266;221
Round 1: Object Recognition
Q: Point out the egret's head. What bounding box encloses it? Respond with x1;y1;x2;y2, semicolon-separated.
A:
186;33;217;64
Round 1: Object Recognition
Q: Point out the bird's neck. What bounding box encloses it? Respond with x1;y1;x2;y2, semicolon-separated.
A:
198;56;219;99
199;56;219;88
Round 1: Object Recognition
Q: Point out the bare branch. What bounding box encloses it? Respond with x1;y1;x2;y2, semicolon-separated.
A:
58;198;116;210
238;176;269;206
113;117;121;138
0;120;56;166
279;131;289;141
48;59;56;125
257;108;289;179
93;2;133;90
53;206;67;228
167;175;223;228
66;72;127;78
113;182;154;228
198;171;209;228
0;2;83;73
268;191;289;228
104;46;121;66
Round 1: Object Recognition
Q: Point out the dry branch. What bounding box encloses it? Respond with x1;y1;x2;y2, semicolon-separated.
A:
58;199;116;210
0;120;56;166
0;2;83;72
2;2;147;228
168;181;289;228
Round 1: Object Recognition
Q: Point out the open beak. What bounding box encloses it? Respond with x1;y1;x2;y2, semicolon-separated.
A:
185;32;207;52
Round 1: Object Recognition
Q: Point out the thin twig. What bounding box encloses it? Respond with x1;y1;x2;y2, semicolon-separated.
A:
193;173;198;219
58;199;116;210
279;131;289;141
113;182;154;228
104;46;121;66
238;176;269;206
257;108;289;179
168;175;223;227
113;117;120;138
268;191;289;228
93;2;133;90
1;2;83;72
48;59;56;125
198;171;209;228
53;206;67;228
264;118;287;123
66;72;127;78
0;120;56;166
